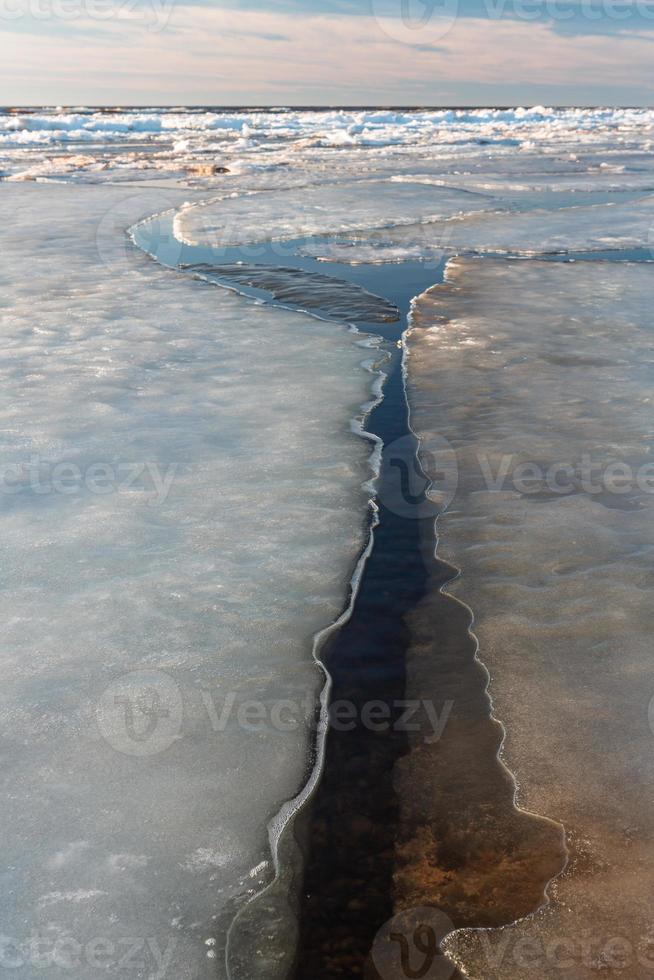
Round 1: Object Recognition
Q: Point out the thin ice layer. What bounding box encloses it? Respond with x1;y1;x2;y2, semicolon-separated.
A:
406;258;654;978
173;180;490;247
390;170;654;195
303;193;654;259
0;183;379;978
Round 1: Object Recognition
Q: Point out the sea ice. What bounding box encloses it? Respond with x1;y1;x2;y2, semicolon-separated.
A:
173;179;491;248
406;257;654;978
3;106;654;979
0;182;380;978
307;193;654;259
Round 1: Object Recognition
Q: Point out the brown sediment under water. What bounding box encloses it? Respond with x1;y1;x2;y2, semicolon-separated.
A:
394;568;566;928
405;256;654;979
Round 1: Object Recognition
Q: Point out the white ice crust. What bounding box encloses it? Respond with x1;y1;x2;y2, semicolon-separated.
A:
172;179;490;247
0;184;379;978
356;193;654;255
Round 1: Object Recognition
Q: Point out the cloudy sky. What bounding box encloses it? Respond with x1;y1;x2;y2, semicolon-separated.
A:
1;0;654;104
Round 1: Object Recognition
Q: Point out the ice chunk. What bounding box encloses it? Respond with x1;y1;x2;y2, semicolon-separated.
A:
297;240;447;265
0;183;380;977
406;257;654;977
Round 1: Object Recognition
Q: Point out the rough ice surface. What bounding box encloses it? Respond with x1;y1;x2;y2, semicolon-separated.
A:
4;107;654;209
2;106;654;175
406;258;654;978
0;183;379;977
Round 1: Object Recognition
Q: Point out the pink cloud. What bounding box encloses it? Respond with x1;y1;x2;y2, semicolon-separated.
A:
1;5;653;102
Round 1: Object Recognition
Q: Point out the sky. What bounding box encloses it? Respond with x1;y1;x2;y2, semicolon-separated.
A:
1;0;654;105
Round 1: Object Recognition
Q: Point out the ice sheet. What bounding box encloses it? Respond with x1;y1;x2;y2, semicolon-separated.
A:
391;172;654;194
0;182;380;978
306;193;654;258
173;180;491;248
406;257;654;978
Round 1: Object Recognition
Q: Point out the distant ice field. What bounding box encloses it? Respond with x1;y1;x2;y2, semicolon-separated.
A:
3;106;654;190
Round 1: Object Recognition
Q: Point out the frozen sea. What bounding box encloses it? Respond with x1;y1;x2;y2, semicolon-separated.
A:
2;106;654;979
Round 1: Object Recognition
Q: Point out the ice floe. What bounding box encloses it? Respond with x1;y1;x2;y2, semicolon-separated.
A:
407;257;654;978
0;183;381;977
